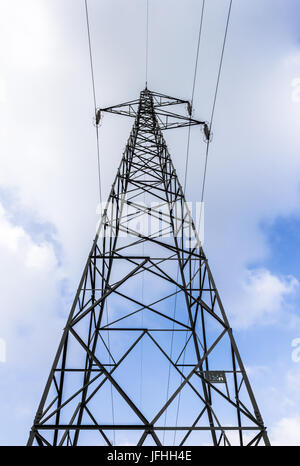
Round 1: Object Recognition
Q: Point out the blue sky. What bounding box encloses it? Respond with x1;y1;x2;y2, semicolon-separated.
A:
260;216;300;277
0;0;300;445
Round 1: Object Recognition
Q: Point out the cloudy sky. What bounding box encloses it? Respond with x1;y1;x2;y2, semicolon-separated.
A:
0;0;300;445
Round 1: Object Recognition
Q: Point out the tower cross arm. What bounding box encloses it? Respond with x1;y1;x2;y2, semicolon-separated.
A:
96;89;208;132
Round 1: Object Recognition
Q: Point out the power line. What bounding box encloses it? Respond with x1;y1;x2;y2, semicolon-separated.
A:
139;189;146;410
197;0;233;237
84;0;115;443
191;0;206;112
141;0;149;403
209;0;232;131
145;0;149;87
163;0;206;445
183;0;206;194
105;301;116;446
175;0;233;443
174;2;206;443
84;0;102;207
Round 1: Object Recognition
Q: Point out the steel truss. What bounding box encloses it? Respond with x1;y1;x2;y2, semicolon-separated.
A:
28;88;270;446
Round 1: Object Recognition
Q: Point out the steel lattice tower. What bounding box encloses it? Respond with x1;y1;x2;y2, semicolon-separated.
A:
28;88;270;446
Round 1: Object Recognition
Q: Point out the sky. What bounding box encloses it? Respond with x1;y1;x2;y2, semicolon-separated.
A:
0;0;300;445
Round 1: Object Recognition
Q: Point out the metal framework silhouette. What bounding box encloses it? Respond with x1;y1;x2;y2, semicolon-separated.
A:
28;88;270;446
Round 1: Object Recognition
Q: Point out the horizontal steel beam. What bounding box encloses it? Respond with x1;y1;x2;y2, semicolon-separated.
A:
35;425;262;431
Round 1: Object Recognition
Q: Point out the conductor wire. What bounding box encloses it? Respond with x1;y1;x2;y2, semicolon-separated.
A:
163;0;206;445
84;0;103;207
84;0;115;445
145;0;149;87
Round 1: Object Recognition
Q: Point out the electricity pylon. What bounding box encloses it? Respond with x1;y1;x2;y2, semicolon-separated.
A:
28;88;270;446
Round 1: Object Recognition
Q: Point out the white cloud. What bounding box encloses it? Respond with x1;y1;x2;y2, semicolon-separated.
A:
286;365;300;393
284;50;300;70
0;202;57;270
0;211;24;251
0;201;64;359
0;1;57;70
244;365;270;377
230;268;299;329
0;198;68;443
0;77;6;103
270;417;300;446
25;242;56;270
